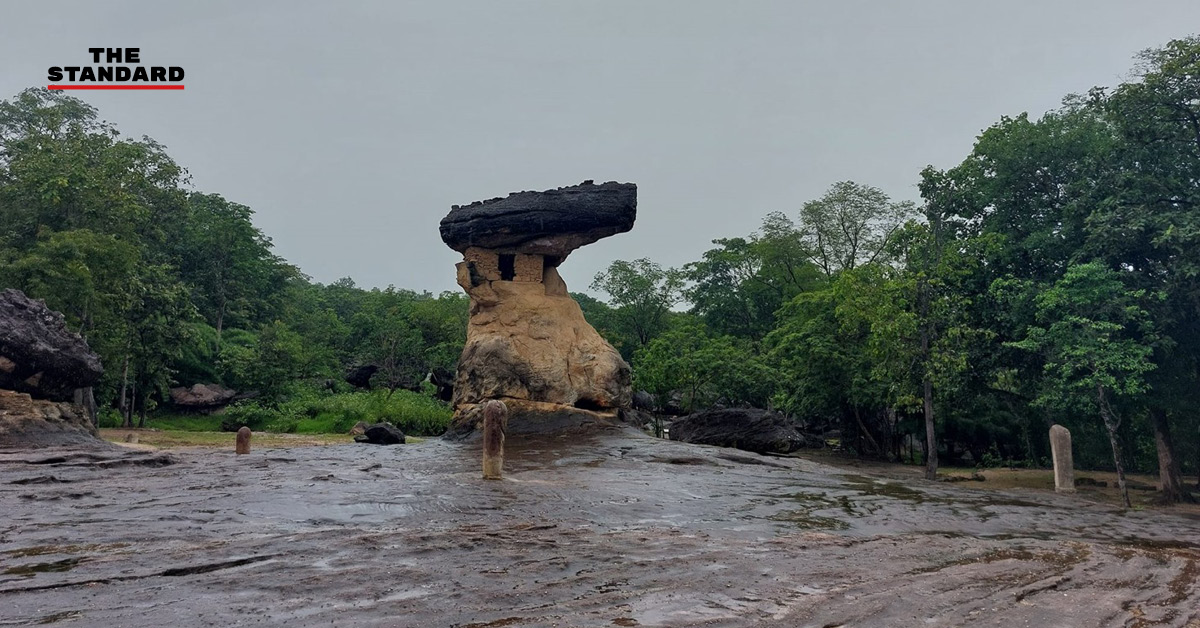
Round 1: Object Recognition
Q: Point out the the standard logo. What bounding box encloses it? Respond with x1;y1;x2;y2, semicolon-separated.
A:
48;48;184;90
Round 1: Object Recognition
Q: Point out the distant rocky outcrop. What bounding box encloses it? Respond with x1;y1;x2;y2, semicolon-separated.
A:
668;408;822;455
0;289;103;401
440;181;636;437
169;383;238;412
345;364;379;390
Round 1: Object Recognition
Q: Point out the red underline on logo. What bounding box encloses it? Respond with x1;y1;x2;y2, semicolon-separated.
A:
47;85;185;90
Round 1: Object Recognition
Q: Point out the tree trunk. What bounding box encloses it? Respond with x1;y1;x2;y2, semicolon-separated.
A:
137;390;148;429
118;353;130;426
1149;408;1190;502
922;370;937;480
1098;384;1131;508
215;305;224;348
123;380;135;429
853;406;882;457
79;387;97;427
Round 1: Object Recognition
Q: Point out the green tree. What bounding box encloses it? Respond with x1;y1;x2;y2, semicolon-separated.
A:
1088;36;1200;501
590;258;684;355
1008;262;1160;507
634;319;774;415
799;181;916;278
176;192;291;346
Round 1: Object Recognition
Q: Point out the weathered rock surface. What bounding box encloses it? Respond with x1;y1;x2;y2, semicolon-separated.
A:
440;181;636;258
2;434;1197;627
669;408;821;454
169;383;237;412
353;422;405;445
443;182;635;436
0;389;101;449
0;289;103;401
451;281;631;418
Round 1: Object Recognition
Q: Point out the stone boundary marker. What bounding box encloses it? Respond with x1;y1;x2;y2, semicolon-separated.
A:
1050;424;1074;493
236;426;251;455
482;400;507;480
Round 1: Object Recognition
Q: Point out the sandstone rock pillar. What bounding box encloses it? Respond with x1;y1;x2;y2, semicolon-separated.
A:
439;181;637;437
1049;424;1075;493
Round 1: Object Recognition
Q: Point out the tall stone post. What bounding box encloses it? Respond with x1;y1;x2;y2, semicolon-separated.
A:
1049;424;1075;493
236;426;252;455
482;400;507;480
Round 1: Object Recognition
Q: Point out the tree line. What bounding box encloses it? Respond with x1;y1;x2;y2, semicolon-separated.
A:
0;88;468;428
586;37;1200;504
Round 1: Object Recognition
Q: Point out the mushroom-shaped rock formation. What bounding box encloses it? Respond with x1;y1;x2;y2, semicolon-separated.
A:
441;181;635;437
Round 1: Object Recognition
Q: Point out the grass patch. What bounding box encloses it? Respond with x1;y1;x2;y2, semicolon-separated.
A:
174;388;453;436
100;429;354;449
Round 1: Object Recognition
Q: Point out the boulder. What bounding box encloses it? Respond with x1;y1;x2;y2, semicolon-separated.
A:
345;364;379;390
348;421;370;436
441;181;636;437
169;383;237;412
440;181;636;258
632;390;655;411
354;422;406;445
0;289;103;401
0;389;102;449
668;408;819;455
430;367;455;402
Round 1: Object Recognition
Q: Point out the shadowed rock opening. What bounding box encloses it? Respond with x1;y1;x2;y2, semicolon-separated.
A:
498;254;516;281
574;397;605;411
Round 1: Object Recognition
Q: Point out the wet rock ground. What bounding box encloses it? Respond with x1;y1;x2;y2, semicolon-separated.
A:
1;427;1198;627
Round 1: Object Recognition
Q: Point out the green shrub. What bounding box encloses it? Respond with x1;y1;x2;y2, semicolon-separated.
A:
135;386;452;436
219;402;279;432
281;389;451;436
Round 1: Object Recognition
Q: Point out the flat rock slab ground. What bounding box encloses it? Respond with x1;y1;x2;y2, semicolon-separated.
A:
1;429;1198;627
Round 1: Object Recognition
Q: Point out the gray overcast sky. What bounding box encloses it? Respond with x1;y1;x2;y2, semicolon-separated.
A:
3;1;1198;296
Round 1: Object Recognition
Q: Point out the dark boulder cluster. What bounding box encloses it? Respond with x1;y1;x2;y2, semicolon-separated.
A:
0;289;103;401
0;289;105;449
668;408;822;455
169;383;238;413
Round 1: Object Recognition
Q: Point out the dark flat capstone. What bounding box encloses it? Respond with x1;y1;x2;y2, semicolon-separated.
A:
440;180;636;253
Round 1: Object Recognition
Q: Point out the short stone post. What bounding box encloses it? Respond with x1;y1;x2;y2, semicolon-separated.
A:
482;400;507;480
1049;424;1075;493
236;426;252;455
